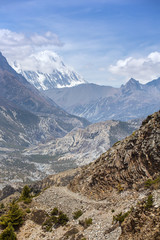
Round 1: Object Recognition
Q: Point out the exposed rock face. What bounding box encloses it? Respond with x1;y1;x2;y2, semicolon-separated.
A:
69;111;160;200
119;197;160;240
24;120;138;167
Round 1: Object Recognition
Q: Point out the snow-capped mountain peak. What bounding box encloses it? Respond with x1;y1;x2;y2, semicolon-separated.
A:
11;50;87;90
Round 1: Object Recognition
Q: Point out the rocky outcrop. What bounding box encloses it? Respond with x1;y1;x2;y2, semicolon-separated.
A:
69;111;160;200
119;195;160;240
30;168;80;194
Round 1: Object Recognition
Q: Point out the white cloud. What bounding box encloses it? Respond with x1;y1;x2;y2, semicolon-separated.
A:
0;29;63;62
13;50;65;73
30;32;63;46
108;52;160;83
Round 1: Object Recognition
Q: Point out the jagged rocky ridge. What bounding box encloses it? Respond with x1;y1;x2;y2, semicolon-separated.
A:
69;110;160;200
119;198;160;240
45;78;160;122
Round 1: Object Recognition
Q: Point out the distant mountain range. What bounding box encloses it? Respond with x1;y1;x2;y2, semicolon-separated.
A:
11;51;86;90
44;78;160;122
0;52;89;146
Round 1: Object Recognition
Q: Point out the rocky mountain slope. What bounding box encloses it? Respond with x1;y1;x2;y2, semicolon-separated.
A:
0;111;159;240
69;110;160;200
44;78;160;122
0;97;83;149
11;50;86;90
0;52;89;189
24;119;139;167
0;97;40;148
0;52;89;139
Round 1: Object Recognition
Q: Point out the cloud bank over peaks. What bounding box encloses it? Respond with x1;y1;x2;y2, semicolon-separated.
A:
108;51;160;84
12;50;71;74
0;29;63;61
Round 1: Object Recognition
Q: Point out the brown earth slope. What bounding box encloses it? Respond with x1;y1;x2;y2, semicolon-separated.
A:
69;110;160;200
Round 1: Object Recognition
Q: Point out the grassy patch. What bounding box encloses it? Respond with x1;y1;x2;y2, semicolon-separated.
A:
113;211;130;225
145;194;153;209
79;218;92;228
73;210;83;220
42;208;69;231
144;176;160;189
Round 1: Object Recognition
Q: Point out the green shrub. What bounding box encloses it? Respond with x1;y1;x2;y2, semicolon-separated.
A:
0;201;24;229
79;218;92;228
73;210;83;220
51;208;58;216
145;194;153;209
51;215;58;224
144;176;160;189
42;218;53;232
0;203;4;209
0;223;17;240
85;218;92;226
56;211;69;226
113;211;130;224
20;185;32;204
42;209;69;231
25;208;31;214
144;179;153;188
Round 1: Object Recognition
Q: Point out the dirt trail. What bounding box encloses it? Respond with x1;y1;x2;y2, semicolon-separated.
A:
34;185;112;219
17;185;148;240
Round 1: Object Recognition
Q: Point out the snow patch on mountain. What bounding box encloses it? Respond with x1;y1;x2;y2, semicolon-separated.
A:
11;50;86;90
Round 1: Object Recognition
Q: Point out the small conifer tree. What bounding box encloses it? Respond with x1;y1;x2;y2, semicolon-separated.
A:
0;201;24;229
0;222;17;240
20;185;31;200
20;185;32;204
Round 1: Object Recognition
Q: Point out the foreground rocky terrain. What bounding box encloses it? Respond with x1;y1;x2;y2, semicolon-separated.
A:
69;110;160;199
0;111;159;239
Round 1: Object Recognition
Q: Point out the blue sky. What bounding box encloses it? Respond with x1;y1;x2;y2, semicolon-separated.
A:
0;0;160;86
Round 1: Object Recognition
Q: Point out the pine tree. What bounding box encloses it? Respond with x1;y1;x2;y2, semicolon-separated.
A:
0;201;24;229
0;222;17;240
20;185;32;203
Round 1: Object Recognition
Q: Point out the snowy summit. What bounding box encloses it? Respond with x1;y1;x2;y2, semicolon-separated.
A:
11;50;86;90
